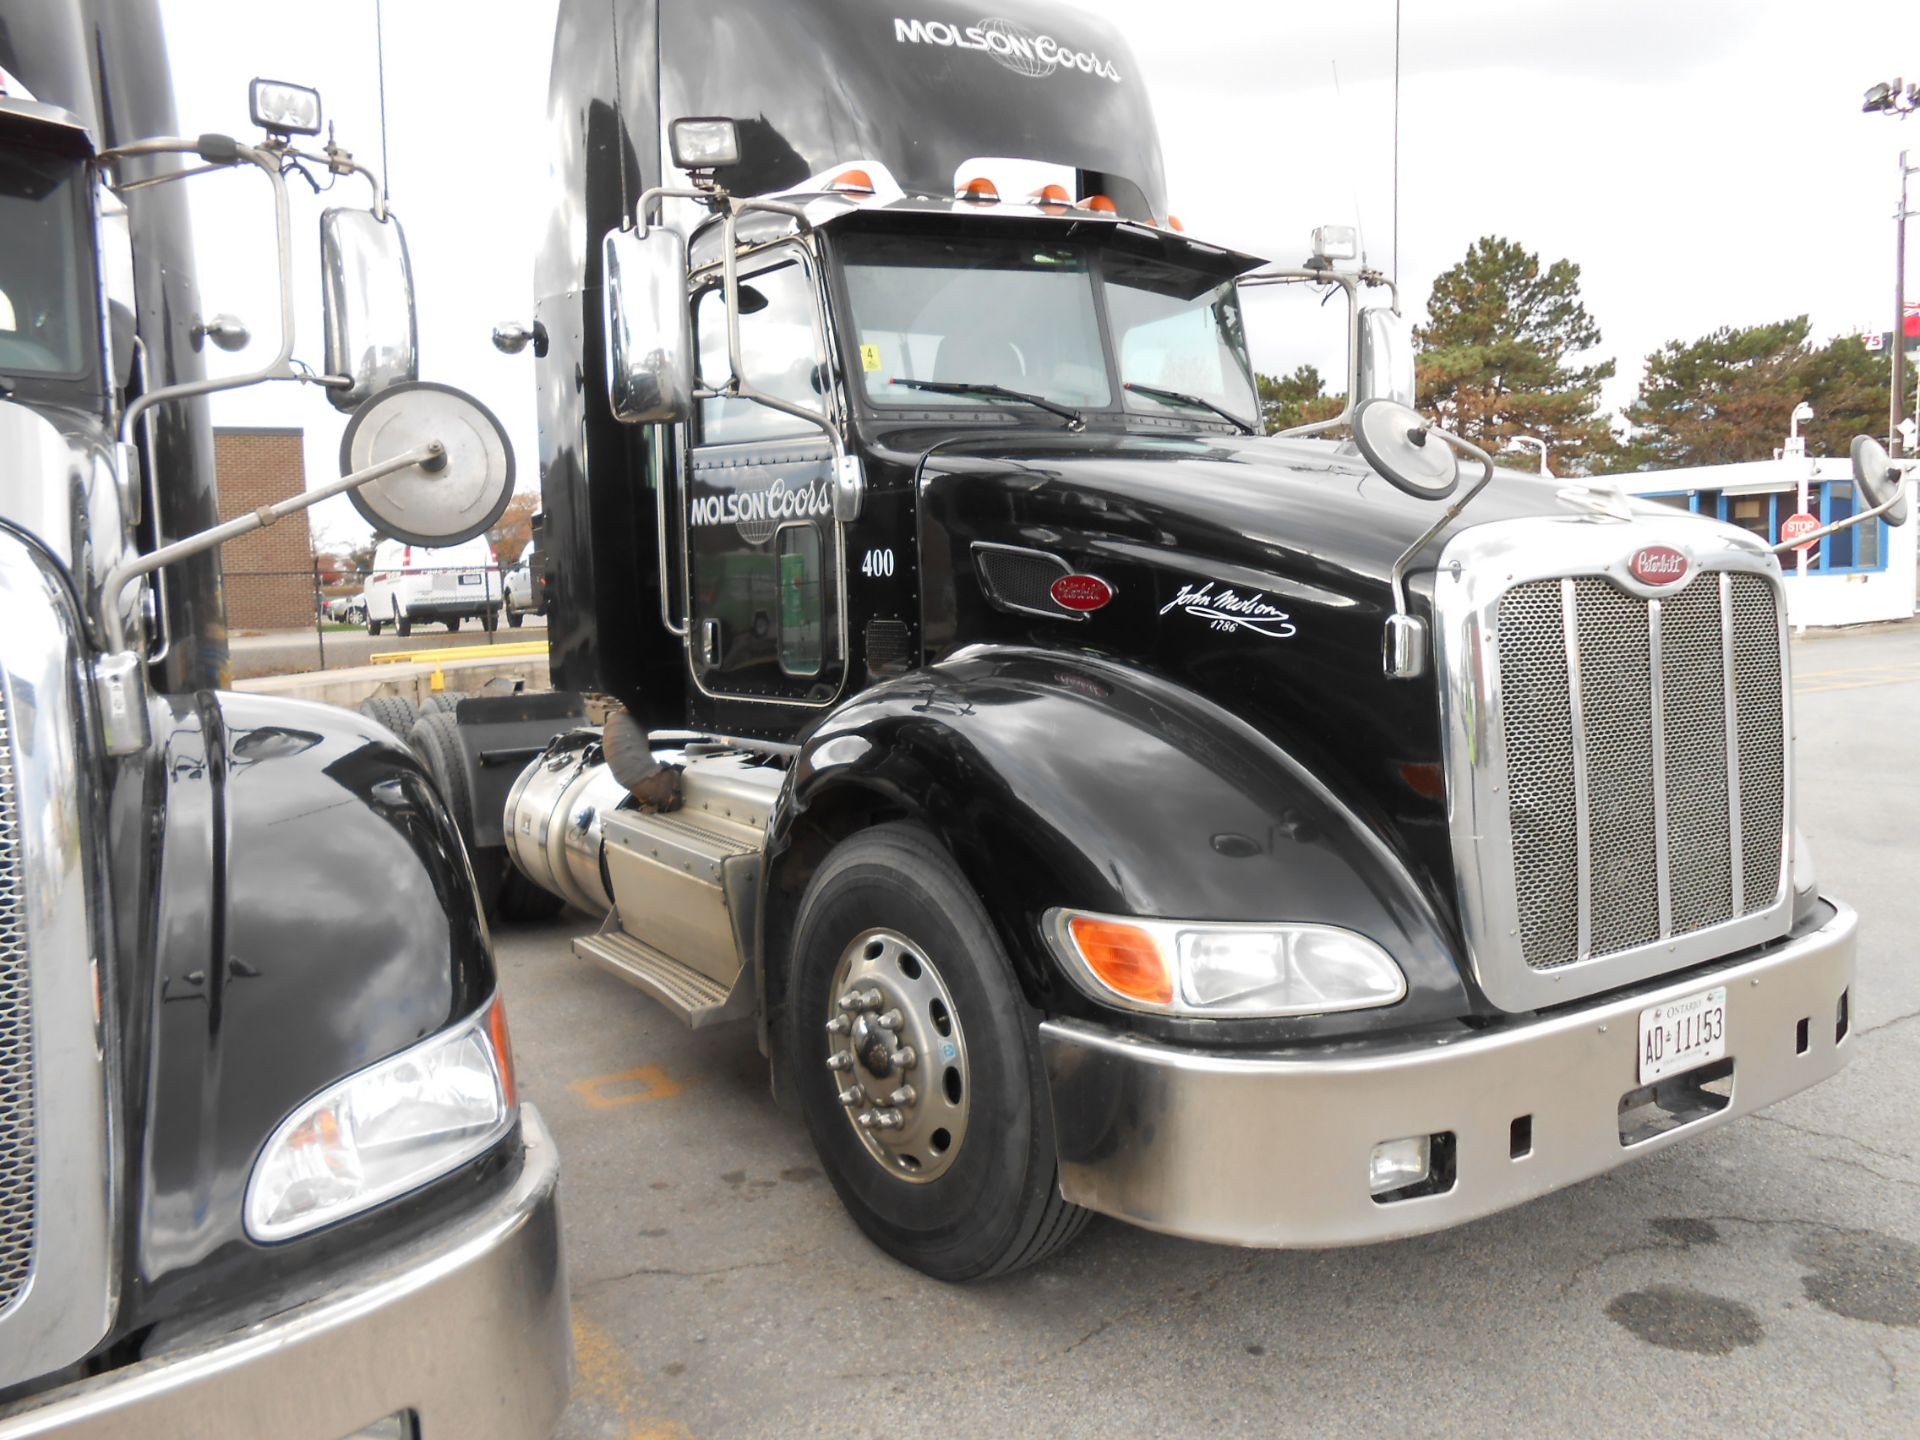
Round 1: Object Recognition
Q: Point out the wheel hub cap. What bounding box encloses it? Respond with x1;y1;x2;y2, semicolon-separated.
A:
825;928;969;1182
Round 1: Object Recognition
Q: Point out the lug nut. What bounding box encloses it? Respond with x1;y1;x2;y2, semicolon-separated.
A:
838;988;883;1013
826;1052;852;1072
875;1008;903;1030
887;1085;916;1108
837;1085;866;1107
871;1108;904;1130
825;1015;851;1035
889;1046;917;1071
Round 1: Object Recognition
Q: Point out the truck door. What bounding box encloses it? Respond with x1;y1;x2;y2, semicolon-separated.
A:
685;246;843;706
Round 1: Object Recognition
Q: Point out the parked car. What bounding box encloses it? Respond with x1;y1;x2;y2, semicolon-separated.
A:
324;594;366;623
503;538;539;627
362;535;503;636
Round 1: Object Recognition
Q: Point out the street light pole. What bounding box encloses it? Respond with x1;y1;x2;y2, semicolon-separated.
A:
1863;80;1918;457
1503;434;1550;477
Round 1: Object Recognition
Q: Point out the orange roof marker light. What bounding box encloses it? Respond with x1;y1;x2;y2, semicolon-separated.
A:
827;168;877;195
957;176;1001;203
1030;182;1072;212
1078;193;1118;214
1167;214;1186;232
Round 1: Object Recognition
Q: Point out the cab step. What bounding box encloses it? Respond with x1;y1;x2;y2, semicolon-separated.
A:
572;925;752;1028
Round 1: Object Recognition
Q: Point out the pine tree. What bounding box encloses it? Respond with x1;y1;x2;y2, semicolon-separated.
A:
1414;236;1618;474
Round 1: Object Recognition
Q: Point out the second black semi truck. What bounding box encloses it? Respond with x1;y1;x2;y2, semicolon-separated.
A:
435;0;1896;1280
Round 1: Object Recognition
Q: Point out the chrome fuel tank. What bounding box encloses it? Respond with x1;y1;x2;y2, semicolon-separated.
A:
503;741;626;917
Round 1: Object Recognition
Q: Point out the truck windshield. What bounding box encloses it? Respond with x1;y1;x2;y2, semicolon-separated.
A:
0;150;94;383
1106;258;1259;432
839;229;1258;432
840;234;1112;413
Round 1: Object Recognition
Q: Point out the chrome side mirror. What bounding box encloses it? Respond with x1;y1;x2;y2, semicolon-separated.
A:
1853;434;1911;527
320;207;419;413
602;225;693;424
1356;307;1415;410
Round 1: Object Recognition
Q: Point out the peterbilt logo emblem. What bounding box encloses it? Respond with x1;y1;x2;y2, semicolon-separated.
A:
1629;545;1689;586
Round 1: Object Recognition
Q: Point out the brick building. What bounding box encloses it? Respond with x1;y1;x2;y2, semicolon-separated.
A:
214;427;314;631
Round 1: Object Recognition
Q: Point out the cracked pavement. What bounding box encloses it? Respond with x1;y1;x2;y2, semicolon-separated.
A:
497;619;1920;1438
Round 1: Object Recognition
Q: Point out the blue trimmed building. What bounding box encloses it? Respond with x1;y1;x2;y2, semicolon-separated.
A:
1621;457;1916;627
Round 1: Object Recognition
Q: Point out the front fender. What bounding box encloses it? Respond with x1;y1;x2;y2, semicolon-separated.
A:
128;690;498;1337
774;647;1472;1048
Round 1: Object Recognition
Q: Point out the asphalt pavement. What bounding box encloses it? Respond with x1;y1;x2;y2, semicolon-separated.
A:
493;619;1920;1440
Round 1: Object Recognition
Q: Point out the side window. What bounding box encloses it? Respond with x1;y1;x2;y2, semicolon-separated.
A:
777;524;825;676
694;257;825;446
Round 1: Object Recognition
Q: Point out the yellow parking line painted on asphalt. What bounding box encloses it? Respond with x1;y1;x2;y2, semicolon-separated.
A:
568;1064;685;1109
572;1312;696;1440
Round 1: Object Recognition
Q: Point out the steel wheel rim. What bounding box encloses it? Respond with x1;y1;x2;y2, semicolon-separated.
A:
824;927;970;1183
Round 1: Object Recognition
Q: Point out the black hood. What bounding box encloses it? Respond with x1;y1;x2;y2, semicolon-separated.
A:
911;429;1580;924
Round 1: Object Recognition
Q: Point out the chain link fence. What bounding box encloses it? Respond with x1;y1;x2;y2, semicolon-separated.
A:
224;564;543;680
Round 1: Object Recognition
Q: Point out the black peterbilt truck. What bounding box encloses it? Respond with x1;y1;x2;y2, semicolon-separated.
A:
0;3;568;1435
444;0;1899;1281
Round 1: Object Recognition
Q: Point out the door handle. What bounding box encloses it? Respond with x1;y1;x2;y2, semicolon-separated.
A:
696;617;721;670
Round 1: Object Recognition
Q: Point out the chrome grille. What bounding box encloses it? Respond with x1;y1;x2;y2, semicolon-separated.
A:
1493;570;1787;974
0;685;33;1315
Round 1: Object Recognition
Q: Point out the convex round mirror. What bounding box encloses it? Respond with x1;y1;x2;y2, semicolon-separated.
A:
1353;398;1460;500
341;381;514;546
1852;435;1910;527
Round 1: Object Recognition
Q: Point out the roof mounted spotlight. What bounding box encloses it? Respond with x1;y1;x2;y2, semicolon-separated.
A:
1307;224;1358;272
248;78;322;138
670;116;740;189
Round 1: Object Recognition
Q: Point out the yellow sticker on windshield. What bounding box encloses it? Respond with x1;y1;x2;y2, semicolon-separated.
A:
859;344;883;373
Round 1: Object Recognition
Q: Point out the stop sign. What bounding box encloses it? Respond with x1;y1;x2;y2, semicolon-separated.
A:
1780;511;1821;551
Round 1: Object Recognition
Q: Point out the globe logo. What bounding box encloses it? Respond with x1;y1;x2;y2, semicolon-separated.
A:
978;17;1056;78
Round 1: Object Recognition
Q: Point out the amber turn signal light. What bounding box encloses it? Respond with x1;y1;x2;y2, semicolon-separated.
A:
1067;916;1172;1005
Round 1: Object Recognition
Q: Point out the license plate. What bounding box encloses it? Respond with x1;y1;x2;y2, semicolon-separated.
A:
457;572;482;585
1638;986;1727;1084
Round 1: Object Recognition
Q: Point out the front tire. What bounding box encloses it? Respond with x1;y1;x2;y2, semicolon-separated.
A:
395;605;412;638
505;601;523;629
789;823;1089;1281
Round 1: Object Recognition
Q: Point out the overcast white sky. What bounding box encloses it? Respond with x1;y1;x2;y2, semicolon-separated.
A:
154;0;1916;550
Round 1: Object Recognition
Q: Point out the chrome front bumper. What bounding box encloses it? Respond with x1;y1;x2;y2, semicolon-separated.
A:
1040;903;1856;1249
0;1106;569;1440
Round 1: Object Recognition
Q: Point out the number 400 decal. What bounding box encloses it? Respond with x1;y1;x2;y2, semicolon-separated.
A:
860;548;896;578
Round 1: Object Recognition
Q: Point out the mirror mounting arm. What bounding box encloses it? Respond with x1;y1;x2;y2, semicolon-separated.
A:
1243;267;1401;439
1384;431;1497;681
98;135;300;443
98;442;441;654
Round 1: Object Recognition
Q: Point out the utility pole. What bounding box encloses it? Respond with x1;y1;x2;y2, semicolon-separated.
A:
1895;150;1913;457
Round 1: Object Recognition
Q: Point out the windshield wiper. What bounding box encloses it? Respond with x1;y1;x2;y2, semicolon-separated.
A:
892;378;1085;431
1123;381;1255;435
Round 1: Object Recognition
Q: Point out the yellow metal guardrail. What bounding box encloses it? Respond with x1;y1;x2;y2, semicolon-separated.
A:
368;639;549;692
368;641;548;666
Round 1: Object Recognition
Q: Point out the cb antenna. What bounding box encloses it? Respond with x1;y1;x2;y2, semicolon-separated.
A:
375;0;391;201
1393;0;1402;286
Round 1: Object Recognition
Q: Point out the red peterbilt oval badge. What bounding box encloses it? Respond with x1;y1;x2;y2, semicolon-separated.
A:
1628;545;1689;586
1050;574;1114;612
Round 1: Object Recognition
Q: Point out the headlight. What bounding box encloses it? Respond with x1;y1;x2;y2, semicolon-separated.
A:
1048;910;1407;1018
245;996;517;1242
